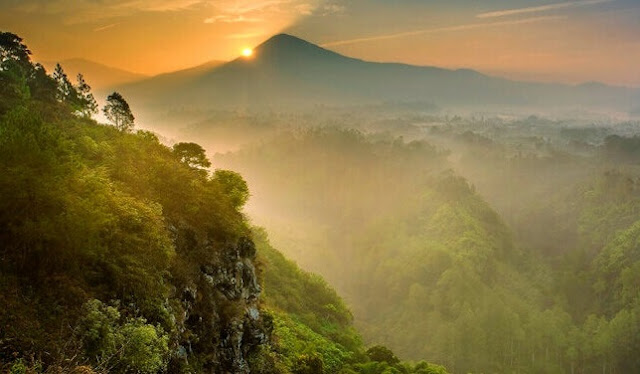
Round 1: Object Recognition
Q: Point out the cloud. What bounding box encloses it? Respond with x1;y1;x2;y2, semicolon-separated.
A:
93;23;118;32
14;0;205;14
204;15;262;23
322;16;566;47
203;0;319;24
210;0;290;16
9;0;319;25
295;3;315;15
476;0;614;18
225;31;265;39
9;0;208;23
118;0;205;12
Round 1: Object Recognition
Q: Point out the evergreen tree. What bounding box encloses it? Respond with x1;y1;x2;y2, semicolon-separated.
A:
28;63;57;101
76;73;98;117
0;31;34;107
52;63;81;105
103;92;135;132
0;31;31;71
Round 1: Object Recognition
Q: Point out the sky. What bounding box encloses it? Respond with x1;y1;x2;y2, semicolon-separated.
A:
0;0;639;86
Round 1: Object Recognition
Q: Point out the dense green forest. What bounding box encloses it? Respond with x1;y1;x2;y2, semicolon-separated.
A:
4;29;640;374
217;119;640;373
0;32;447;374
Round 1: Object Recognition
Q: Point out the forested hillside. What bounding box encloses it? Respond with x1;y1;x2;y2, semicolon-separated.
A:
217;122;640;373
216;129;556;373
253;229;448;374
410;120;640;373
4;25;640;374
0;32;449;374
0;31;269;373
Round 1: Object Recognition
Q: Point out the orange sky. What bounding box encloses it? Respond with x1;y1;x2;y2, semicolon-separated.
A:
0;0;638;86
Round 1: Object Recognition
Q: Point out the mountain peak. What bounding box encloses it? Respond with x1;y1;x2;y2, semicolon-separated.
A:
267;33;306;42
251;33;344;62
259;33;314;48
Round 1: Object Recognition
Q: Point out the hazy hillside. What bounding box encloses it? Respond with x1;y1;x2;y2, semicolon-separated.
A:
5;18;640;374
1;31;449;374
117;59;225;101
216;128;558;373
119;34;638;115
43;58;147;90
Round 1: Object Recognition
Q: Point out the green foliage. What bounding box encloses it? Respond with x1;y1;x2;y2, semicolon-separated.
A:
53;63;78;104
253;228;361;373
78;299;169;374
410;361;448;374
9;360;27;374
254;228;360;351
366;346;399;365
119;320;169;374
603;135;640;163
269;312;355;373
0;40;252;371
103;92;135;132
218;128;539;373
292;354;324;374
0;31;31;71
247;345;289;374
253;230;448;374
214;169;250;208
12;30;640;374
0;32;97;117
79;299;123;361
173;141;211;170
76;73;98;117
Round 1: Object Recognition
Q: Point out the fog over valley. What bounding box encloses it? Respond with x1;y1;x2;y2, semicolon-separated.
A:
2;1;640;373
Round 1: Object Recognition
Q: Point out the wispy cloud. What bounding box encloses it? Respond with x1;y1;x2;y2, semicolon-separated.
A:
322;15;566;47
15;0;205;14
477;0;614;18
204;15;262;23
322;3;345;15
295;3;314;15
11;0;208;23
93;23;118;32
203;0;318;24
119;0;204;12
225;31;265;39
311;2;345;16
11;0;318;25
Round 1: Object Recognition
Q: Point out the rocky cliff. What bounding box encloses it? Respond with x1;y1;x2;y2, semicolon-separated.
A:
172;233;271;373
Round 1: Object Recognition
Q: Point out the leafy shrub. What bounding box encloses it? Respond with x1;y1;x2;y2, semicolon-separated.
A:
365;346;399;365
78;299;169;374
9;359;27;374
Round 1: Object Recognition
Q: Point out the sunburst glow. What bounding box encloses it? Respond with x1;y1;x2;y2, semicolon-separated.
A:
242;48;253;57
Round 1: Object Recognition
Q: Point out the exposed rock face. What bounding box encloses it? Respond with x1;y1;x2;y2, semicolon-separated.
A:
173;234;270;373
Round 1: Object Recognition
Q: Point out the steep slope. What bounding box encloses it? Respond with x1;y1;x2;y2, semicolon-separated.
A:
0;95;448;374
252;228;450;374
120;34;638;113
217;127;567;373
0;34;450;374
0;89;449;374
0;97;271;373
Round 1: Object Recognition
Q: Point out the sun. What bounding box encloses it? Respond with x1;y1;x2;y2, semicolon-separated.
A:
242;48;253;57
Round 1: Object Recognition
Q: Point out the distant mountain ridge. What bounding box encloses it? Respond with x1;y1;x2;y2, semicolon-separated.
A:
119;33;639;114
44;58;147;91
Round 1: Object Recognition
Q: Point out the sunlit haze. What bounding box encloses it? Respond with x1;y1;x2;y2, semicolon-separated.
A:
1;0;639;85
3;0;640;372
